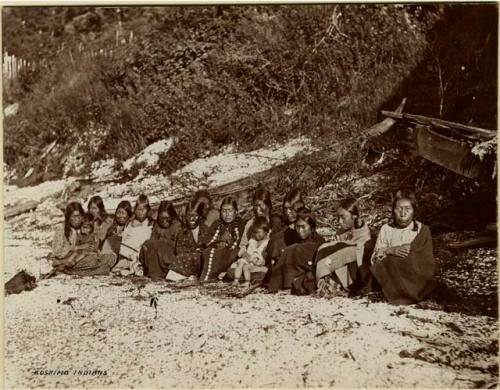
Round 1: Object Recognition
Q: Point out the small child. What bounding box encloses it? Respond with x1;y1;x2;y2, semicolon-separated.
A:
233;216;270;287
270;212;286;233
62;213;99;269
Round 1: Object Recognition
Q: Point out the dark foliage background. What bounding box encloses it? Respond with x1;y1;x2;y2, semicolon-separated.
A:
2;4;497;183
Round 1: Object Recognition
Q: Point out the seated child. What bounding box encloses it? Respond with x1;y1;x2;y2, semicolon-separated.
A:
270;212;286;233
233;216;270;287
56;213;99;270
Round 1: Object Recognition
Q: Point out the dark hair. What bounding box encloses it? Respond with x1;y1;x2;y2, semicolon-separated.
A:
251;215;270;235
134;194;151;212
64;201;84;240
253;187;272;217
339;197;363;229
220;196;238;213
183;201;206;227
391;189;418;231
283;188;305;210
87;195;108;221
191;190;212;208
157;200;179;222
134;194;151;222
81;212;95;226
190;190;212;220
295;207;317;232
116;200;133;218
270;212;286;231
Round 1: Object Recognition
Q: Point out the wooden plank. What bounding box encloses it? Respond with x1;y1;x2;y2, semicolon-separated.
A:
381;110;497;139
4;200;39;219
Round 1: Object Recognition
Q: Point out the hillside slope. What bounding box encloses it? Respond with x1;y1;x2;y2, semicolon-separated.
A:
3;4;497;184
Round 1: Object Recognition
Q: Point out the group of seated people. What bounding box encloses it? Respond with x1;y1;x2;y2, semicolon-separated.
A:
51;186;437;305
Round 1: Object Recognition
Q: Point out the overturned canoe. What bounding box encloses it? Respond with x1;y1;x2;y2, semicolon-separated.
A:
413;125;491;179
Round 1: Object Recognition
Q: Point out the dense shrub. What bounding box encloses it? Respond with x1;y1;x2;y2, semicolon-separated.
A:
2;4;497;184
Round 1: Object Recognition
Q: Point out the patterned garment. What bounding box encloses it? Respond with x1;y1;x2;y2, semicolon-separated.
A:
51;224;116;276
315;224;374;290
170;224;211;277
139;222;207;279
199;218;247;282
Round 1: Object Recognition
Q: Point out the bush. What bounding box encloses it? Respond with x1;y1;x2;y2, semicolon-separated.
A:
3;4;496;185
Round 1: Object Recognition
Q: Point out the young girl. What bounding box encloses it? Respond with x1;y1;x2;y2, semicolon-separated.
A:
233;216;270;287
370;189;437;305
115;195;153;276
199;196;246;282
75;213;100;256
238;188;272;259
267;208;325;293
87;195;114;247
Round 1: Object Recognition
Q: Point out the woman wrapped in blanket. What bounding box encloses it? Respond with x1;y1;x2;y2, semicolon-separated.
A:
87;195;114;249
267;208;325;294
51;202;116;276
199;196;246;282
315;198;374;297
264;188;305;266
114;194;154;276
370;189;437;305
101;200;133;261
138;200;183;281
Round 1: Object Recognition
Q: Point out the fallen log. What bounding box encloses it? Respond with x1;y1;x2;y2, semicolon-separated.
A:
4;200;39;219
447;236;497;249
363;98;407;138
17;100;405;219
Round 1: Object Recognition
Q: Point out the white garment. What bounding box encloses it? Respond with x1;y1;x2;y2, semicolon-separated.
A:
244;237;269;266
371;221;421;263
191;226;200;244
120;220;152;261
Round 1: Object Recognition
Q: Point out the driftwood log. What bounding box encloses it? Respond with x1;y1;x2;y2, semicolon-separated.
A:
5;99;407;220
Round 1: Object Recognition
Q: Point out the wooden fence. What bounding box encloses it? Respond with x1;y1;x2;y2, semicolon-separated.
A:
3;52;34;86
3;28;134;87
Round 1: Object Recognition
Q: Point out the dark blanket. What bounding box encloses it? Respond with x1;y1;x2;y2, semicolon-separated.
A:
139;239;177;280
140;223;209;280
371;224;437;305
264;227;301;266
267;234;325;293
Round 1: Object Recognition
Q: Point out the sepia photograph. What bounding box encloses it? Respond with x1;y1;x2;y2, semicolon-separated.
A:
2;2;498;388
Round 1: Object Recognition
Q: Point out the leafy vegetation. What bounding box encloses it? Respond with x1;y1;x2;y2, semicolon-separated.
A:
2;4;497;183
